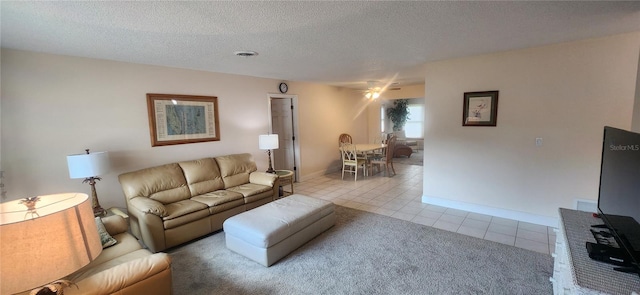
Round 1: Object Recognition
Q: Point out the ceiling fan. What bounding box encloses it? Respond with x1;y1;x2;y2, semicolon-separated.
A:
363;81;401;99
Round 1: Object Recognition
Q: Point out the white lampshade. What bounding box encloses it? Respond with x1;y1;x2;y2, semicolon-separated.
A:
67;151;110;179
259;134;279;150
0;193;102;294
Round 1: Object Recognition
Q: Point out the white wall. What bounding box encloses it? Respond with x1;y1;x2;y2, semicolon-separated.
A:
422;32;640;226
0;49;367;208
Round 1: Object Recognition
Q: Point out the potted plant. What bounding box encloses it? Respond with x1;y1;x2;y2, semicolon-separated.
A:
386;99;410;131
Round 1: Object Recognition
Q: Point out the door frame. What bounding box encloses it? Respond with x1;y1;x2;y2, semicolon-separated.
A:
267;93;300;182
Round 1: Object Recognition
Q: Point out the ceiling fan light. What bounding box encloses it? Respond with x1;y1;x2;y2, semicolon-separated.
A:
365;92;372;99
372;92;380;99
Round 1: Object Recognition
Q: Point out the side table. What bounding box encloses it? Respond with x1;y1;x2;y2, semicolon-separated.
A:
275;170;294;197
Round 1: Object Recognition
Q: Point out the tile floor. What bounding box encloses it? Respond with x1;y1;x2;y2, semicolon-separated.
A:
290;162;556;255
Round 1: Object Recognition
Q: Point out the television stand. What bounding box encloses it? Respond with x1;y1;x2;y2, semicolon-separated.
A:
552;208;640;294
615;265;640;275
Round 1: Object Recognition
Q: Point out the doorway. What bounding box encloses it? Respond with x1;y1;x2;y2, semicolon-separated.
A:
268;94;300;182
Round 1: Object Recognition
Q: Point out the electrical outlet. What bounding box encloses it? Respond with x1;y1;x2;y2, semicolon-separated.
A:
535;138;543;147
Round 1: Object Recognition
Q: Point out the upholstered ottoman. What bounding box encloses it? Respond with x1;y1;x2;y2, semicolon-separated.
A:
223;194;335;266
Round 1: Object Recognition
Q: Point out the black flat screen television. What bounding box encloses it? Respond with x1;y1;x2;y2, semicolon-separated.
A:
597;126;640;276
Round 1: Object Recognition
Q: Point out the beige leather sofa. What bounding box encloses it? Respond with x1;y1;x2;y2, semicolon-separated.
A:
118;153;279;253
55;215;171;295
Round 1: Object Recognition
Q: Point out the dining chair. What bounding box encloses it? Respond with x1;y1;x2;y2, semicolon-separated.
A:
338;133;353;159
338;133;353;146
371;134;383;144
370;135;397;177
370;135;385;158
340;143;368;181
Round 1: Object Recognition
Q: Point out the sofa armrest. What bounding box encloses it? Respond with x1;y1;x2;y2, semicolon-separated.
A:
129;197;167;217
249;171;278;187
101;215;128;236
65;253;172;295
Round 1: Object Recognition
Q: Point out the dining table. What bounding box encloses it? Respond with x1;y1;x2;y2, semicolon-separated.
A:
352;143;387;154
341;143;387;177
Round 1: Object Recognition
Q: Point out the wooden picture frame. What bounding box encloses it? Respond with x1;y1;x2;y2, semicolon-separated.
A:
146;93;220;147
462;91;499;126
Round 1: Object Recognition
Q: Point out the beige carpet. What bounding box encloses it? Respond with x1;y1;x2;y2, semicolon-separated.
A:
168;205;552;294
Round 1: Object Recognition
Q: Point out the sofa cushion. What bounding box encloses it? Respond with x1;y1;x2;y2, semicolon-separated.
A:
191;190;246;216
215;153;257;188
162;200;210;229
163;199;209;220
64;253;172;295
102;215;129;236
163;208;210;230
73;232;142;276
67;249;153;282
243;191;275;206
191;190;243;207
209;199;246;215
178;158;225;196
118;163;191;204
65;252;171;295
227;183;273;198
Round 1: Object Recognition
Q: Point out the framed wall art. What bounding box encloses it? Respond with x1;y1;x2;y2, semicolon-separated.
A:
462;90;499;127
147;93;220;146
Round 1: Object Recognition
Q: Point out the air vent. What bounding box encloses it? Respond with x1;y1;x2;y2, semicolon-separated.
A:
234;51;259;57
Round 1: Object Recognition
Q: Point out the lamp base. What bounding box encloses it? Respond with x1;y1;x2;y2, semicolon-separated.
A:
85;177;106;217
266;149;276;174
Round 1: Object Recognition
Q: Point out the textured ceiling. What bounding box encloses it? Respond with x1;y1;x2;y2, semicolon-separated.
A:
1;1;639;89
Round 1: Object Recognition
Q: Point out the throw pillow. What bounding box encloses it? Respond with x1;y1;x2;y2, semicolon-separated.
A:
95;217;117;248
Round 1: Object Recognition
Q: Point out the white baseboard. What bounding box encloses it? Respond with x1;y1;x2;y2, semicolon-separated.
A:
421;195;559;228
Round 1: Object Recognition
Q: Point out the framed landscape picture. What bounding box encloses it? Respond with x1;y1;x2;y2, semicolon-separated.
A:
147;93;220;146
462;90;499;127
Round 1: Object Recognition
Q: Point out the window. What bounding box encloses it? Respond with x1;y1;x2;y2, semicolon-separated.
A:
404;104;424;138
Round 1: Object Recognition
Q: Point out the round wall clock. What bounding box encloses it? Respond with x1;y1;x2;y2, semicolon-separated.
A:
279;82;288;94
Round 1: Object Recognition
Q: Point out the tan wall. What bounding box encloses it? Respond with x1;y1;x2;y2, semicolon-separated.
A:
422;32;640;225
0;49;367;208
632;49;640;132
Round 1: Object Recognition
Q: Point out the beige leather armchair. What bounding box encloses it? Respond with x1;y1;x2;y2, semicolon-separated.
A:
21;215;173;295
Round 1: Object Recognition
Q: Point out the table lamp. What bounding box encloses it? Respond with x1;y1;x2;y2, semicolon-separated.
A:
0;193;102;295
67;149;110;216
259;134;279;174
